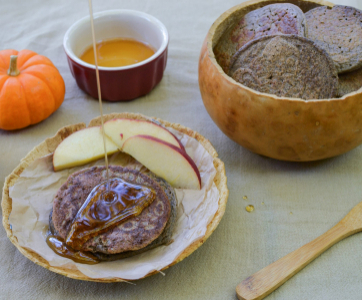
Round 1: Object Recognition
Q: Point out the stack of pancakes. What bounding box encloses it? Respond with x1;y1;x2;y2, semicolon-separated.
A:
214;3;362;99
50;165;177;261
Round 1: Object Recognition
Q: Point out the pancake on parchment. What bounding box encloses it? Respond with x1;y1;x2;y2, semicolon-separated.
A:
306;5;362;74
228;35;338;99
214;3;307;73
51;165;177;260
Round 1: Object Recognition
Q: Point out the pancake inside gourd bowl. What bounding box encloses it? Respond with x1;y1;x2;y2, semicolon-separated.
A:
2;112;228;282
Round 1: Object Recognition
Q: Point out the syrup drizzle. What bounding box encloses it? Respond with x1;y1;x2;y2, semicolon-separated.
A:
66;178;156;250
46;235;99;264
88;0;109;186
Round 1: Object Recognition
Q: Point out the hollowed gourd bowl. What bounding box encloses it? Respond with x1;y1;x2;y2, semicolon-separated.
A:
199;0;362;161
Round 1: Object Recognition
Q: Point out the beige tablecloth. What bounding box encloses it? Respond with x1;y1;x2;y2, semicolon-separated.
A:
1;0;362;299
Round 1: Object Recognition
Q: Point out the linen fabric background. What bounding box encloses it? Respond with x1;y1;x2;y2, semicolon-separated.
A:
1;0;361;299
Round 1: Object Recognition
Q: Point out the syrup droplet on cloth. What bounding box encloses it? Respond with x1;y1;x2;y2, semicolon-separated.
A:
245;205;254;213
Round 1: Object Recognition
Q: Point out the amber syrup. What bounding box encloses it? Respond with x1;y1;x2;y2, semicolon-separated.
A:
66;178;156;250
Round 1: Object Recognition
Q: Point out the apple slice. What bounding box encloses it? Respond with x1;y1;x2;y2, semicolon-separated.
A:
104;118;184;150
122;135;201;190
53;126;119;171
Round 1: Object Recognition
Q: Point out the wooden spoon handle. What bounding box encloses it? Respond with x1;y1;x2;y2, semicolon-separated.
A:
236;222;353;300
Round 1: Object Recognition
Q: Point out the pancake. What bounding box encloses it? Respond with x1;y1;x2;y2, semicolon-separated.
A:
52;166;173;255
228;35;338;99
231;3;306;50
214;3;307;73
49;171;177;261
338;67;362;97
306;5;362;74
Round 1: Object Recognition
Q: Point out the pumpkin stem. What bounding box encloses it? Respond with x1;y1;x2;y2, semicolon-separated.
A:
7;55;20;76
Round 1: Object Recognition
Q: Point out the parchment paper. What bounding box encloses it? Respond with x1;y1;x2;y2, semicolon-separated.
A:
8;128;219;280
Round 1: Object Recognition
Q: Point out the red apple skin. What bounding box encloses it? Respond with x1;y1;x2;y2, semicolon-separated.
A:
162;127;185;151
105;118;185;151
122;134;201;189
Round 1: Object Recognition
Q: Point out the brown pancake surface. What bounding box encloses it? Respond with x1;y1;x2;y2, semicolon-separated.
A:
338;67;362;97
214;3;306;73
52;166;171;255
306;5;362;74
228;35;338;100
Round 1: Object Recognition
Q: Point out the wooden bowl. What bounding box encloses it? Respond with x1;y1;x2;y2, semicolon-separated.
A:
199;0;362;161
1;112;228;282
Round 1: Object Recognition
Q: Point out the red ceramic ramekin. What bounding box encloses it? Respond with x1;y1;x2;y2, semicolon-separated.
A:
63;10;168;101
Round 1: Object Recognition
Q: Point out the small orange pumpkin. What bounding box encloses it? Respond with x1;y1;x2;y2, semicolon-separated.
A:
0;49;65;130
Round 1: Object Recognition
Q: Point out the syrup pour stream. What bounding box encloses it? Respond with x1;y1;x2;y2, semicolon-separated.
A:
88;0;109;186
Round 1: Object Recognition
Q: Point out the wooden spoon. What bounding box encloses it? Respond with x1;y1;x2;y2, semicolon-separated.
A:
236;201;362;300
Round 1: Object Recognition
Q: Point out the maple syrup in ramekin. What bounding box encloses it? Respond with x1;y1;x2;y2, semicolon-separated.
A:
79;38;155;67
